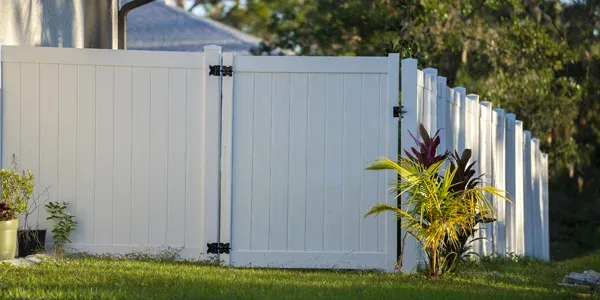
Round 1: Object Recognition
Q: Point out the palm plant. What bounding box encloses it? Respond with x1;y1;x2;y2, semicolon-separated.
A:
364;125;507;277
441;149;505;270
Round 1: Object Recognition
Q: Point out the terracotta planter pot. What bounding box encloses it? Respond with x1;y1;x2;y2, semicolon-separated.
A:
0;219;18;260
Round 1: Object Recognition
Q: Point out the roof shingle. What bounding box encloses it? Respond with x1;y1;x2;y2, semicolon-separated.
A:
126;0;261;53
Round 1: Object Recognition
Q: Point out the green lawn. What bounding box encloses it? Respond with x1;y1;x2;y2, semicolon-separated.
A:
1;251;599;300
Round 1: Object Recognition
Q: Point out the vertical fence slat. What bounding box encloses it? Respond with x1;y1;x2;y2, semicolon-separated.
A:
449;88;460;154
523;130;533;256
541;152;550;260
306;73;327;253
493;109;506;256
421;70;431;132
504;114;518;255
400;58;422;273
480;102;493;256
454;87;466;153
437;76;447;150
490;110;498;254
532;138;542;259
514;120;525;255
423;68;438;132
465;94;480;254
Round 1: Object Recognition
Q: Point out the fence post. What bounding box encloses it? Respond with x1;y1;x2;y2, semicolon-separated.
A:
514;120;525;256
203;45;223;259
541;152;550;260
400;58;422;273
493;108;506;257
437;76;447;152
523;130;533;257
465;94;480;255
219;51;235;265
386;53;400;272
532;138;542;259
504;114;518;256
448;88;460;155
480;101;493;256
454;87;466;153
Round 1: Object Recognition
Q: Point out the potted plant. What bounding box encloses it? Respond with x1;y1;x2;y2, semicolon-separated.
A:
0;167;34;260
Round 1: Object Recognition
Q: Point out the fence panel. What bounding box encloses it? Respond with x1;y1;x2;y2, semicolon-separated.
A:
1;48;551;270
224;54;399;271
400;60;550;264
0;45;217;259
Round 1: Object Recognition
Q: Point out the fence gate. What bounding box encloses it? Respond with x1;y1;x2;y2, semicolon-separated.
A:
217;50;400;271
1;45;400;271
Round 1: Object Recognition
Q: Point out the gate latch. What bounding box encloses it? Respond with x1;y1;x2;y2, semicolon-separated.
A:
209;65;233;77
393;106;406;118
207;242;231;254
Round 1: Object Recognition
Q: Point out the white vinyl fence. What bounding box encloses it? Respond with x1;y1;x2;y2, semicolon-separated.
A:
0;45;398;271
400;59;550;273
0;46;219;258
0;46;549;273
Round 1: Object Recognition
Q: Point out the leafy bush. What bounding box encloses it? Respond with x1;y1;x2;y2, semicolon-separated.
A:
441;149;498;270
0;167;35;219
365;124;506;277
45;201;77;254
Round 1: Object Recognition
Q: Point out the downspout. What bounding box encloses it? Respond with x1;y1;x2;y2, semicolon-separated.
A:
118;0;156;50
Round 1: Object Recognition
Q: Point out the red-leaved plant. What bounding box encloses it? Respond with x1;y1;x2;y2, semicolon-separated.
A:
404;123;448;168
448;149;482;193
0;202;15;221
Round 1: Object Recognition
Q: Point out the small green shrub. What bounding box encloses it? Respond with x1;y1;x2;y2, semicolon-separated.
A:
365;124;507;278
45;201;77;254
0;163;35;219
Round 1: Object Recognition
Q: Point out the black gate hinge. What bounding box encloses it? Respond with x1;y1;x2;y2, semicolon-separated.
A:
209;65;233;77
393;106;407;118
207;242;231;254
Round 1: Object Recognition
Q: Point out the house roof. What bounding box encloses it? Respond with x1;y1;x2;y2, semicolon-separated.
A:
126;0;261;54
